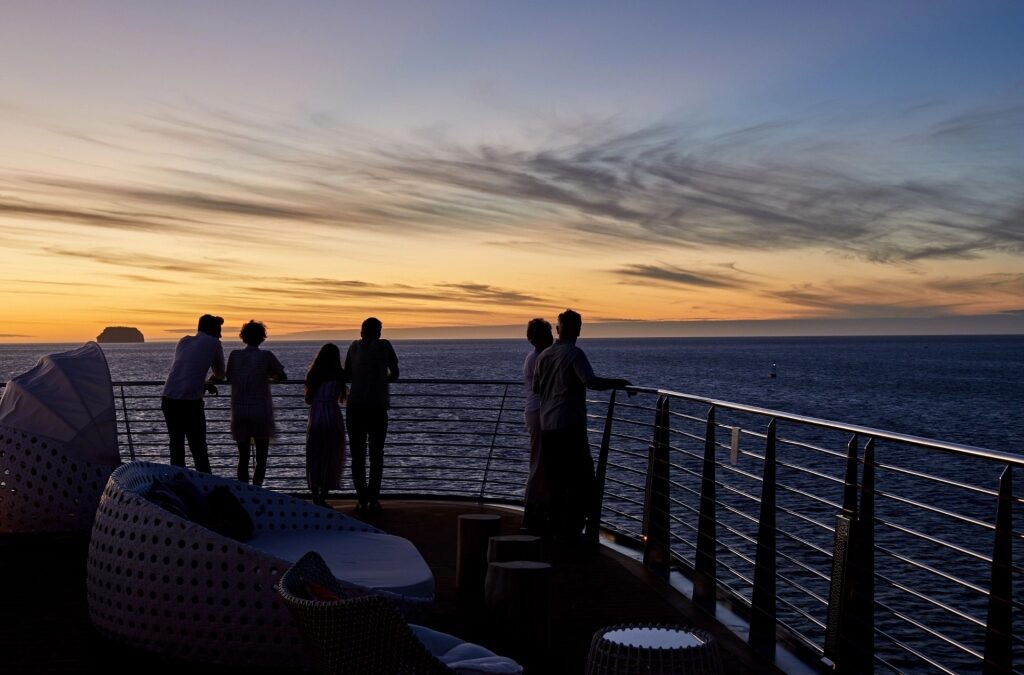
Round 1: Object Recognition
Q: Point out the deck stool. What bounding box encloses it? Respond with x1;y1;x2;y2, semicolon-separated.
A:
586;624;722;675
456;513;502;594
487;534;542;563
484;560;552;663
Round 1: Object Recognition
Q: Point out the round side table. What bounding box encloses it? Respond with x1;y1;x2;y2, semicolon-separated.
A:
586;624;723;675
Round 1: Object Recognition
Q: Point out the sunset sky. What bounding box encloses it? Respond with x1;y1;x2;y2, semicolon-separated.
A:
1;1;1022;341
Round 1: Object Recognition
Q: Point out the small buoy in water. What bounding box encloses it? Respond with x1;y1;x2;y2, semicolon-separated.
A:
769;362;777;378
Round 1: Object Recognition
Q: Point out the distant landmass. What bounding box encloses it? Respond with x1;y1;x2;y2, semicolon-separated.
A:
278;313;1024;341
97;326;144;343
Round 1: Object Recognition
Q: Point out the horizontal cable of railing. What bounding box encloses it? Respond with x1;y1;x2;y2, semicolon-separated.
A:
4;376;1020;673
594;386;1021;673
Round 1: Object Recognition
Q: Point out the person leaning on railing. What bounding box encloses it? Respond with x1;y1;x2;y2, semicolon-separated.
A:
161;314;226;473
345;317;399;514
226;320;286;487
533;309;630;543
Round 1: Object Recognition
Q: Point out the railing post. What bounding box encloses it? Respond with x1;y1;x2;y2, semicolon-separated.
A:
642;395;671;577
586;389;617;544
824;434;859;669
983;466;1013;675
693;405;717;614
119;383;136;461
749;418;777;660
852;438;875;670
479;383;510;500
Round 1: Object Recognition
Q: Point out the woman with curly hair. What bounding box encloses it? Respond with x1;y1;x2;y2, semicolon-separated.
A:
226;320;286;485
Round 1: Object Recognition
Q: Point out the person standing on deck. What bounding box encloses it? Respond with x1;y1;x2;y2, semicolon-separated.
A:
534;309;630;542
304;343;348;507
345;317;399;514
522;318;553;534
226;320;287;486
161;314;226;473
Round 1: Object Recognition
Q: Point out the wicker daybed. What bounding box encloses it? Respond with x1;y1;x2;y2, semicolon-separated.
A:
86;461;434;667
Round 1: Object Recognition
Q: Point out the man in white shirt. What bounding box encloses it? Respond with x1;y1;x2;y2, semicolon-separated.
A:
534;309;629;542
522;318;553;533
161;314;226;473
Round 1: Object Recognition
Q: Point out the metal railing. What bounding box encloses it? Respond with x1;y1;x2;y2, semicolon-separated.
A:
110;379;529;501
93;380;1024;672
592;387;1022;674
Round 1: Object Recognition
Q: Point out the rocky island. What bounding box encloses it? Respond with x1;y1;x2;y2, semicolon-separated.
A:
96;326;144;343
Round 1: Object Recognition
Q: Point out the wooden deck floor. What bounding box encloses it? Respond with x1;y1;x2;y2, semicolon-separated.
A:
0;499;778;674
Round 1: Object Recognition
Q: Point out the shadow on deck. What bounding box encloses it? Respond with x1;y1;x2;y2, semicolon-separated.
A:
0;499;778;674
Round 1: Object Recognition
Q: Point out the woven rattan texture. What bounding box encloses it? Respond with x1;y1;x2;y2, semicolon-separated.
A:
586;624;723;675
0;425;118;533
86;461;383;668
279;551;455;675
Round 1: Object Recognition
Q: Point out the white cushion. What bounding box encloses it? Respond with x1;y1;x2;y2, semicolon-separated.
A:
410;624;464;654
410;625;523;674
247;529;434;599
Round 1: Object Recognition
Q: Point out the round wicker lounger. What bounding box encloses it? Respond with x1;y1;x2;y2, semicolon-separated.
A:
86;461;434;668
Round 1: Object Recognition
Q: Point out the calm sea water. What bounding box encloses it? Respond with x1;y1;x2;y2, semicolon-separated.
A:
1;335;1020;454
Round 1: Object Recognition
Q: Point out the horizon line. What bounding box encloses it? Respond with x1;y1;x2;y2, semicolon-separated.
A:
3;314;1022;344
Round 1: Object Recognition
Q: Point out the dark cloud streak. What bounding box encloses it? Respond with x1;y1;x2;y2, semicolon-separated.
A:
240;277;545;307
614;263;749;289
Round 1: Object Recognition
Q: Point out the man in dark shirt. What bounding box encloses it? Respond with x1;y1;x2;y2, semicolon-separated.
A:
534;309;629;541
345;317;399;513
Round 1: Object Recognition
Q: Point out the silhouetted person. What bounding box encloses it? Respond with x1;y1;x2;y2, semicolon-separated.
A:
227;320;286;486
522;318;553;534
305;343;347;507
162;314;226;473
345;317;399;513
534;309;629;542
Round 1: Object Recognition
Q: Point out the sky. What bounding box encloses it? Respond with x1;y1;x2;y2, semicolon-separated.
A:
1;1;1022;341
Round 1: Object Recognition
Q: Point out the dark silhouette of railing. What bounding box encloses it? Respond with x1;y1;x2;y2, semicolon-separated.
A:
81;380;1024;672
593;385;1022;674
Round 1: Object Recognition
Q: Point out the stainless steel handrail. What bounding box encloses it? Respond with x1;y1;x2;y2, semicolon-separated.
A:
591;387;1020;673
2;376;1019;672
627;385;1024;466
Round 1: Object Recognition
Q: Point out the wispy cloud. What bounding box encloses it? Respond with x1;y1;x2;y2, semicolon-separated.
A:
762;270;1024;318
925;273;1024;294
437;283;541;304
765;284;961;318
923;103;1024;142
10;279;110;287
240;277;545;307
613;263;750;289
117;274;176;285
3;101;1023;267
42;246;237;277
0;196;183;233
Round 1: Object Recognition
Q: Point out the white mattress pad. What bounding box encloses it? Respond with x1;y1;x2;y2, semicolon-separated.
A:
248;529;435;599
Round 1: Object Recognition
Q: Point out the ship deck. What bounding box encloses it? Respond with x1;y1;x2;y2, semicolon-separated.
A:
1;499;777;674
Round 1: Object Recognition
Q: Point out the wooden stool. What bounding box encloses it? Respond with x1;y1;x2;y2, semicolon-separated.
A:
487;534;542;564
456;513;502;593
484;560;552;661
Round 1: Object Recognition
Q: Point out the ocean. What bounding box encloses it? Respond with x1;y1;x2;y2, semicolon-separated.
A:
2;334;1021;454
